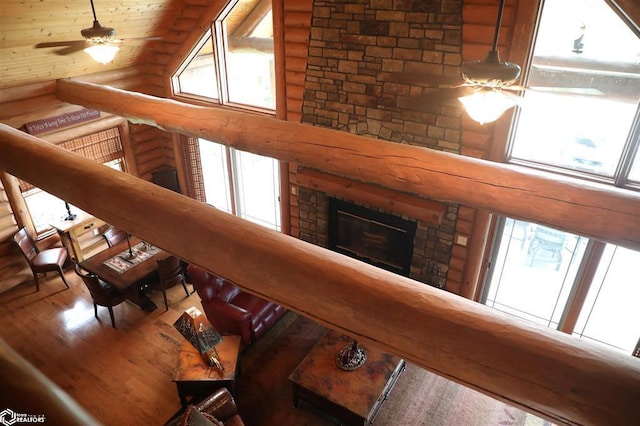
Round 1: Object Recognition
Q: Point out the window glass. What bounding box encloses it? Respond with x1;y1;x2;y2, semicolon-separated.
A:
573;245;640;354
199;139;233;213
509;0;640;180
233;149;281;230
629;148;640;182
24;190;68;234
484;0;640;354
198;138;280;231
172;1;275;111
484;219;588;328
25;157;125;234
176;33;219;99
222;4;275;109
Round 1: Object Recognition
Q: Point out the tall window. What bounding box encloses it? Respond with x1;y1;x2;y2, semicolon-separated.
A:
508;0;640;187
199;139;281;231
172;0;275;111
20;129;126;235
483;0;640;355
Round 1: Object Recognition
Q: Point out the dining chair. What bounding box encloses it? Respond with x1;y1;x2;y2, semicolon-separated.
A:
74;264;128;328
153;255;190;311
12;227;70;291
102;227;127;248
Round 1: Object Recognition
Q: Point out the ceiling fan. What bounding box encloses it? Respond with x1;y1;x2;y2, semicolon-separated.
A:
391;0;597;124
35;0;161;64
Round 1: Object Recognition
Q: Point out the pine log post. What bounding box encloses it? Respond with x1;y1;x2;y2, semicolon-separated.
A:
54;79;640;252
1;124;640;426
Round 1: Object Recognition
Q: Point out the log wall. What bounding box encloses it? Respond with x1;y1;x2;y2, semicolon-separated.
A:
0;175;29;293
0;67;170;290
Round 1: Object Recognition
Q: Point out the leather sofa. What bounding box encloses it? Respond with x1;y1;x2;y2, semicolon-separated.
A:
187;265;287;345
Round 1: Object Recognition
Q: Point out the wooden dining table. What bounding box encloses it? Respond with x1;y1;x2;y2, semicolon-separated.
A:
79;237;169;312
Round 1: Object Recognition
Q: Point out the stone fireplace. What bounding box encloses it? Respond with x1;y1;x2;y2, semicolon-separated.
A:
328;197;417;276
295;0;463;289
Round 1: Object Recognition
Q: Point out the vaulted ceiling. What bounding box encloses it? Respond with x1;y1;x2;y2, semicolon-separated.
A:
0;0;268;91
1;0;639;93
0;0;188;90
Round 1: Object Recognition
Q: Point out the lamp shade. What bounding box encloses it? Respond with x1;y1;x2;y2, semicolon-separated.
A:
84;44;119;64
459;89;518;125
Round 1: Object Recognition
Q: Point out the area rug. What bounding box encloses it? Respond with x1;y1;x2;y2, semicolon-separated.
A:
235;313;552;425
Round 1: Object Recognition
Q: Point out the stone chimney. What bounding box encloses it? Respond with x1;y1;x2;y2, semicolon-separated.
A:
297;0;463;288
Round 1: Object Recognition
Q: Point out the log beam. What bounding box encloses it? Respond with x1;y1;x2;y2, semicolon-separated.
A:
1;124;640;426
295;168;446;224
55;79;640;251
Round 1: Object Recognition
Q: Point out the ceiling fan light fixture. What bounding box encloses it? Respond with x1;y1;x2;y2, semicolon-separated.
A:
461;50;522;87
84;43;119;64
81;21;116;41
458;89;518;125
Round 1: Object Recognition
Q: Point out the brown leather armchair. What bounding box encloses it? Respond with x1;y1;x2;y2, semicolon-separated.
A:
169;387;244;426
102;227;127;247
152;255;190;310
187;265;286;345
13;227;69;291
74;264;128;328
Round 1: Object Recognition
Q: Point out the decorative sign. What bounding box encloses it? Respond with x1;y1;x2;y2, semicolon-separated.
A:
24;109;101;135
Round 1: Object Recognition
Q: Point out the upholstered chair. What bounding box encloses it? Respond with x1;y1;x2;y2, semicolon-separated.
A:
74;264;127;328
12;227;69;291
152;255;190;310
102;227;127;248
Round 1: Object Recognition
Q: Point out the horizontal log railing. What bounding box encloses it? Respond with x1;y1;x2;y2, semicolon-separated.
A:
54;78;640;252
1;124;639;426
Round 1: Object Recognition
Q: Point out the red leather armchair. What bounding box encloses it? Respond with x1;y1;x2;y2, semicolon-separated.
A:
187;265;287;345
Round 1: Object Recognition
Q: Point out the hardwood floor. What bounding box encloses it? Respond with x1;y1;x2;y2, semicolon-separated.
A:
0;269;546;426
0;269;199;424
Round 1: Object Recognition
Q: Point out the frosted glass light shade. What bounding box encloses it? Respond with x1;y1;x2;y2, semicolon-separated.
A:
84;44;119;64
459;89;518;125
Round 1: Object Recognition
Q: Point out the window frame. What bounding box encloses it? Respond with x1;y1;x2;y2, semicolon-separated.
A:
503;0;640;190
481;0;640;355
170;0;276;115
19;127;127;236
197;138;282;232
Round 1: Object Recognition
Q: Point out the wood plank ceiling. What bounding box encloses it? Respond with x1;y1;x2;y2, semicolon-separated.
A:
0;0;185;90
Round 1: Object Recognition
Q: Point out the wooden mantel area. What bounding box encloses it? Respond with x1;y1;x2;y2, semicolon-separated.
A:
2;85;640;425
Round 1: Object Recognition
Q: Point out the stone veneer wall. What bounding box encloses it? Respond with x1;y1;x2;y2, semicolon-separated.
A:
295;0;463;287
298;0;462;288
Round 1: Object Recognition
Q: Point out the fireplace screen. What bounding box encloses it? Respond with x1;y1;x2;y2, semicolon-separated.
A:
328;198;417;276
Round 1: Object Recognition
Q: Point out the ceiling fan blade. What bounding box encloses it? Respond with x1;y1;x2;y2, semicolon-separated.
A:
119;36;163;43
382;70;464;86
397;87;473;112
35;40;88;55
526;86;604;96
35;40;86;49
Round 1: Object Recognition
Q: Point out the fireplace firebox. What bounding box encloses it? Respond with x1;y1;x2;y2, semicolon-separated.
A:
328;198;417;276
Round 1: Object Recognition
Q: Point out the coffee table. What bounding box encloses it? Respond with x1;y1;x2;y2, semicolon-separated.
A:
172;335;242;407
288;330;405;425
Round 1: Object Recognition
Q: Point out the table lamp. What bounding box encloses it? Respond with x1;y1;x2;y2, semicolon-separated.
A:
174;307;223;369
63;201;77;221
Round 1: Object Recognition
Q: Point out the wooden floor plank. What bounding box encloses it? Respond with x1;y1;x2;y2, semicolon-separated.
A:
0;269;198;424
